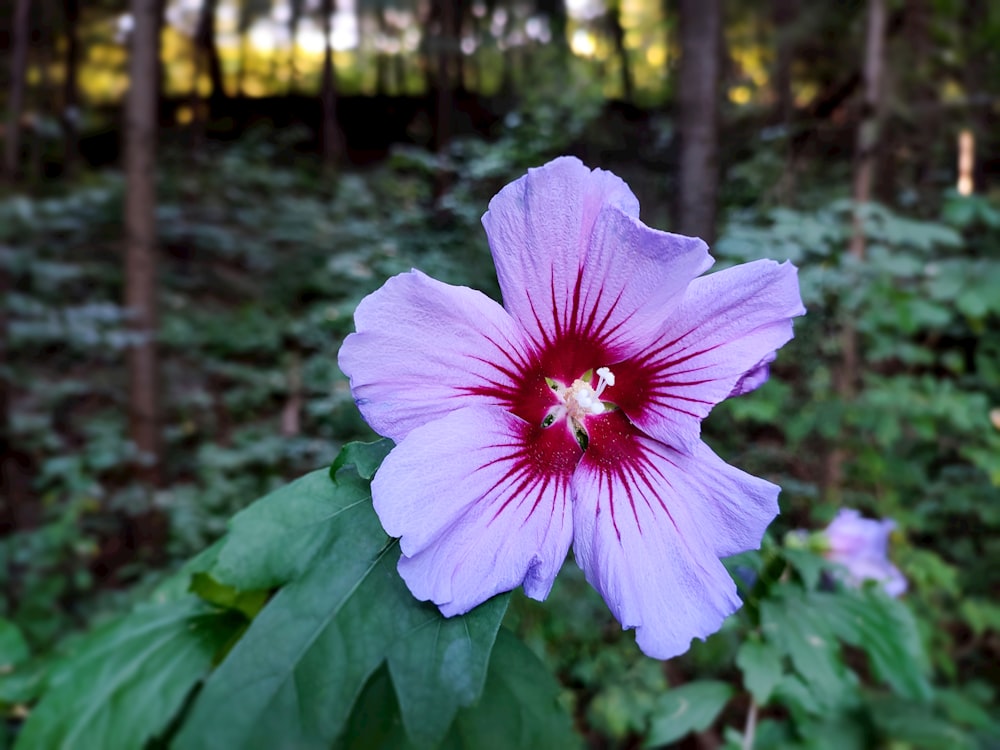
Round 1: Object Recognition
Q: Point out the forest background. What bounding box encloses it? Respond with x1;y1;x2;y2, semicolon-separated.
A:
1;0;999;748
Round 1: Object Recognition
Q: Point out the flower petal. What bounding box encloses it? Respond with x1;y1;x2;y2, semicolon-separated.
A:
613;259;805;452
373;406;580;616
338;270;534;442
482;156;712;354
570;413;778;658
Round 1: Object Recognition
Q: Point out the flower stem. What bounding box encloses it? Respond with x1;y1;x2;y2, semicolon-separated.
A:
742;696;758;750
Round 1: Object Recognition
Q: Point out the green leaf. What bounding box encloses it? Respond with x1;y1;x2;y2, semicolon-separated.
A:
189;572;268;620
173;508;410;750
646;680;733;747
388;594;510;747
0;619;29;671
336;666;419;750
760;589;853;711
443;629;581;750
330;438;395;481
869;695;976;750
14;599;243;750
211;467;372;590
736;638;783;704
813;589;932;702
783;548;828;590
174;465;509;750
339;630;580;750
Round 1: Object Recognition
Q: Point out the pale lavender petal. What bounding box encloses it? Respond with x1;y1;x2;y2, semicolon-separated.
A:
614;259;805;452
729;352;776;397
338;270;534;442
824;509;907;597
825;509;894;556
482;156;712;354
569;413;765;659
373;406;580;616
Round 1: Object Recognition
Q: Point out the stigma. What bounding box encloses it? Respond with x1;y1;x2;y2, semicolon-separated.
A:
555;367;617;422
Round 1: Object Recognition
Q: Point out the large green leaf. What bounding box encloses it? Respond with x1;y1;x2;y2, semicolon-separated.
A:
760;589;854;711
339;630;580;750
175;456;510;750
330;437;394;480
388;594;510;747
0;619;29;671
14;599;242;750
174;533;413;750
812;589;932;702
646;680;733;747
211;466;373;590
337;666;419;750
442;629;580;750
736;638;783;705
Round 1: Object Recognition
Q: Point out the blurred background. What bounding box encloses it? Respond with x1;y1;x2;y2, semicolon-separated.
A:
1;0;999;747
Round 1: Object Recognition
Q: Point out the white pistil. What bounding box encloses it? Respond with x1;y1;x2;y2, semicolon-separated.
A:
595;366;616;397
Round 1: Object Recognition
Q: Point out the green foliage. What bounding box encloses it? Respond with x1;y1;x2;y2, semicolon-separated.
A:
14;599;244;750
647;681;733;747
9;443;577;749
736;638;782;704
5;114;1000;747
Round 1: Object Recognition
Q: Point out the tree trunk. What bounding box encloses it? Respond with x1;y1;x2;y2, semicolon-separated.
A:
674;0;721;244
826;0;886;498
61;0;80;177
4;0;32;183
125;0;162;487
375;6;390;96
195;0;226;108
0;240;14;532
427;0;459;198
771;0;798;128
237;29;250;96
608;1;633;103
286;0;303;94
433;0;457;154
849;0;887;260
536;0;569;59
320;0;340;168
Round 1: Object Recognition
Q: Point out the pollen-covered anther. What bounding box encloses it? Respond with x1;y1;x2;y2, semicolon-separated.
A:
561;367;616;422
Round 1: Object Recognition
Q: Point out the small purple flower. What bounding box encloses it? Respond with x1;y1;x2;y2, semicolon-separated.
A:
822;509;907;597
339;157;805;658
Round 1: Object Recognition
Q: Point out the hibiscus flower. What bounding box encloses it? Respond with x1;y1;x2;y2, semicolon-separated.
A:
339;157;805;658
822;509;907;597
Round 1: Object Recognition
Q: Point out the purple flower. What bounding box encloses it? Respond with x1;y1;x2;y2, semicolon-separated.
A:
822;509;907;597
339;157;805;658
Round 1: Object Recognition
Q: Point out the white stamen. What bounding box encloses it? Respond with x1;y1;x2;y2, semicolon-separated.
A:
594;366;616;397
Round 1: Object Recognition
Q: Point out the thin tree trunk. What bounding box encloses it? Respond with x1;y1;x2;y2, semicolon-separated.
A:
237;29;250;96
61;0;80;177
0;242;13;532
771;0;799;203
771;0;797;127
4;0;32;183
394;50;407;95
286;0;303;94
195;0;226;109
427;0;458;198
320;0;340;168
433;0;459;152
537;0;569;60
849;0;886;260
31;0;57;184
674;0;721;243
608;1;633;103
125;0;162;486
375;7;390;96
827;0;886;497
